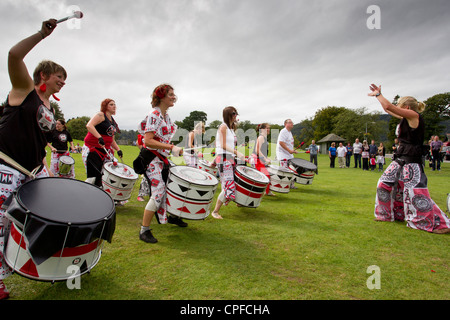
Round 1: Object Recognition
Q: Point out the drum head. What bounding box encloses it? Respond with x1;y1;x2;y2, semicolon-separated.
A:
236;165;269;184
289;158;317;170
198;159;211;166
104;162;139;180
169;166;218;186
59;155;74;164
15;177;114;224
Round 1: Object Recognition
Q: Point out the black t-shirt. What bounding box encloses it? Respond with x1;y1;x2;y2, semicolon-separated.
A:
47;129;73;152
0;90;55;171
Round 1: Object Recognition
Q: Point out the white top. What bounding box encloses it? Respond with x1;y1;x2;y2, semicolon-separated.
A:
353;142;363;154
216;123;236;156
276;128;294;160
337;146;347;157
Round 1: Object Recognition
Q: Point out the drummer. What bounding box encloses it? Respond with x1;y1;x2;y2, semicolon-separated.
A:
136;117;150;202
0;19;64;300
47;119;76;178
183;121;205;168
276;119;298;188
139;84;185;244
211;106;245;219
250;123;274;196
82;99;122;187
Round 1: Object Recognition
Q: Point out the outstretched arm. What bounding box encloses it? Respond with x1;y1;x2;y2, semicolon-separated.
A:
8;19;57;105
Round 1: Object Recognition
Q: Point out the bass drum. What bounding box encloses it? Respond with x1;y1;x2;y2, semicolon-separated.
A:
4;177;115;282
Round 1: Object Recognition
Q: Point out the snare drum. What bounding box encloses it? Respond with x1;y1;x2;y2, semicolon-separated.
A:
234;165;270;208
288;158;317;185
267;165;293;193
102;162;139;201
58;155;75;176
166;166;218;220
198;159;218;176
4;177;115;282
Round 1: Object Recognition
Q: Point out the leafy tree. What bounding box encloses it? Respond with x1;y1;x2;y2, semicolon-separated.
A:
66;116;90;140
423;92;450;139
312;106;347;140
178;110;208;131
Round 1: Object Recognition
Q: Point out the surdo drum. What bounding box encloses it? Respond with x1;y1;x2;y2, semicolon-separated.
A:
58;155;75;176
267;165;293;193
166;166;218;220
288;158;317;185
234;165;269;208
197;159;218;176
102;162;139;201
4;178;116;282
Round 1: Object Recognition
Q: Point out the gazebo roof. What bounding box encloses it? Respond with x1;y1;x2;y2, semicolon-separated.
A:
317;133;346;143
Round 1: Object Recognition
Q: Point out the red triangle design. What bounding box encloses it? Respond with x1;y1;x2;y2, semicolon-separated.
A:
196;208;206;214
20;258;39;278
105;189;111;193
178;206;191;213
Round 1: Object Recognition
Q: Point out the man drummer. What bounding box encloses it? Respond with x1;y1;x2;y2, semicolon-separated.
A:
276;119;298;188
47;119;76;178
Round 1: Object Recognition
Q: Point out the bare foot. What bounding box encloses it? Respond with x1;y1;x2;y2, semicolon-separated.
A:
211;211;223;219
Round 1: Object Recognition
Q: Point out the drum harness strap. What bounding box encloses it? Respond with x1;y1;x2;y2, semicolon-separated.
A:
0;151;41;179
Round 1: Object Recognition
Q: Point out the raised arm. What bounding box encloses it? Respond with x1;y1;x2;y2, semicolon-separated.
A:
8;19;57;105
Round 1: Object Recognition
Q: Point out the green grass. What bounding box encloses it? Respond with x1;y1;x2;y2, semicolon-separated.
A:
4;140;449;300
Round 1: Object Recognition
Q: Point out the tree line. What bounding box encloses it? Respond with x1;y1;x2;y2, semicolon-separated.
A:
3;92;446;148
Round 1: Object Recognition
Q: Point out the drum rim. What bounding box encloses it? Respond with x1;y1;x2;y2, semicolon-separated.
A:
235;165;269;184
169;166;218;186
103;161;139;179
14;177;115;225
288;158;317;170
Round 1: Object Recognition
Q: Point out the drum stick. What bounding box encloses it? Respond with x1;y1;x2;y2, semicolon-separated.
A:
46;11;84;28
183;145;208;152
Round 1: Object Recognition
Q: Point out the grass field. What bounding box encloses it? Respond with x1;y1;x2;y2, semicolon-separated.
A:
3;140;449;301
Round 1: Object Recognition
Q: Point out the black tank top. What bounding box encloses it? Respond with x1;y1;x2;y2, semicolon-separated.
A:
0;90;55;172
397;113;425;157
252;135;268;158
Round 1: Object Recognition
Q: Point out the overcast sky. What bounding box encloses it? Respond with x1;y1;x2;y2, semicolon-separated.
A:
0;0;449;130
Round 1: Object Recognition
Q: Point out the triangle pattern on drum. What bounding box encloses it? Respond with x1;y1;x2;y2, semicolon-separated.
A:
196;208;207;214
178;206;191;213
196;190;209;197
179;185;190;193
20;258;39;278
109;179;117;184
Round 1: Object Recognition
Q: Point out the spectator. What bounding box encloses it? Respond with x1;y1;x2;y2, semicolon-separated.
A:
336;142;347;168
345;142;353;168
362;140;370;170
430;135;443;171
353;138;363;168
328;142;336;168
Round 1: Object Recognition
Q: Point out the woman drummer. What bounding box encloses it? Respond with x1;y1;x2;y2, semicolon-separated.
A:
82;99;122;187
47;119;76;178
211;106;245;219
139;84;185;244
183;121;205;167
250;123;273;196
369;84;450;234
0;19;64;300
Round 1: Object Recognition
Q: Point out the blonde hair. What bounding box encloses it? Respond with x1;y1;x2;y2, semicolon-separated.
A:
397;96;426;113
